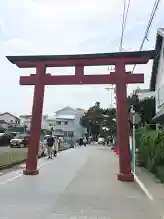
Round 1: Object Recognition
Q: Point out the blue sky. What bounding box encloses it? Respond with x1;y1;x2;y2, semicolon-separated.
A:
0;0;164;116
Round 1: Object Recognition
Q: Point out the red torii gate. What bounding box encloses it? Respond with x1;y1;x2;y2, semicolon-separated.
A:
7;50;155;182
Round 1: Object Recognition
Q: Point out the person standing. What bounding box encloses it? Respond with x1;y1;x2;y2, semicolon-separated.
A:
47;134;54;159
79;137;83;147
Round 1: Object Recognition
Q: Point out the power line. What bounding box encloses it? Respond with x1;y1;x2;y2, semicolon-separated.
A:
108;0;131;72
139;0;161;51
132;0;162;72
119;0;127;52
119;0;131;52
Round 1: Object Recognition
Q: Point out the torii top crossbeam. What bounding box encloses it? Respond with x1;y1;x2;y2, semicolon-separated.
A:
7;50;155;67
7;50;155;86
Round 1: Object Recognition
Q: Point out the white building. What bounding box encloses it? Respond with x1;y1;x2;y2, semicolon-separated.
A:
53;107;87;141
45;116;56;131
19;107;86;139
150;28;164;123
19;115;31;130
0;112;20;127
135;88;155;100
19;114;49;130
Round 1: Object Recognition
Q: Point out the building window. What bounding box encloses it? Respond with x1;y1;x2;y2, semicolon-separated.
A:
56;121;61;125
64;131;68;137
68;131;73;137
64;121;68;125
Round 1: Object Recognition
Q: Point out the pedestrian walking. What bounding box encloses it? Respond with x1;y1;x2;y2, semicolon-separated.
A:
47;134;54;159
79;137;83;147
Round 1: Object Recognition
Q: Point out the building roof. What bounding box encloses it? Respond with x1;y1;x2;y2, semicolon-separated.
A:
55;115;75;120
55;106;77;115
150;28;164;91
7;50;155;63
46;116;56;121
76;108;88;113
19;115;32;119
0;112;20;120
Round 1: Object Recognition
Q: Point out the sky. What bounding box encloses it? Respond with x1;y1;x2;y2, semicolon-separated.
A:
0;0;164;116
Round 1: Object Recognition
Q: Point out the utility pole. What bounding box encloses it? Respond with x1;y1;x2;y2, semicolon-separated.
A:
105;85;115;108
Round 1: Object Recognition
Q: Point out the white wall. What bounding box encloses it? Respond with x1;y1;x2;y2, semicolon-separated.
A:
20;117;31;130
137;91;155;100
45;117;56;130
20;115;49;130
155;38;164;113
55;107;86;140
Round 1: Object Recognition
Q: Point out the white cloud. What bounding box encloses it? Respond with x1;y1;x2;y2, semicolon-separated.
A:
0;0;163;114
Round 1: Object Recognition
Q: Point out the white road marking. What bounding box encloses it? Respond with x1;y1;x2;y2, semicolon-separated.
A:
0;159;53;185
133;172;153;201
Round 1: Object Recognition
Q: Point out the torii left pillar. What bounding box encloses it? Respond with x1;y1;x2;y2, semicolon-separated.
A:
23;63;46;175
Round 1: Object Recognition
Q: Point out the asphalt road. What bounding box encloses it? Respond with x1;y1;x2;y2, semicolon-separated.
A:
0;145;162;219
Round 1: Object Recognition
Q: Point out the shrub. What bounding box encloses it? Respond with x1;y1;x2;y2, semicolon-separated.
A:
136;127;164;173
156;166;164;183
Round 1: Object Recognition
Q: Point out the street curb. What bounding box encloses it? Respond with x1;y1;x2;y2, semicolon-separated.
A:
0;159;26;171
133;172;153;201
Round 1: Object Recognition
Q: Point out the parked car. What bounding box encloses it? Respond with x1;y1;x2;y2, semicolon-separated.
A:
7;132;18;138
10;134;29;148
98;137;105;145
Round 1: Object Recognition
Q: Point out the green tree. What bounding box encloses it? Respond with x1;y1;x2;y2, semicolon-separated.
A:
80;102;104;138
128;91;155;126
101;108;117;136
140;97;155;125
80;103;117;138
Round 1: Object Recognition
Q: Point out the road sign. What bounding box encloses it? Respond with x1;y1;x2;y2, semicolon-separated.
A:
130;112;141;125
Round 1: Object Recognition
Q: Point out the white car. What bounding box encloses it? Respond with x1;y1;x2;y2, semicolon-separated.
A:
98;137;105;144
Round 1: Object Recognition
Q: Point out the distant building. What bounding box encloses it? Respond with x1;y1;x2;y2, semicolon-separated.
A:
0;112;20;127
19;107;86;139
53;106;86;141
150;28;164;123
45;116;56;131
19;115;31;130
20;114;49;130
135;88;155;100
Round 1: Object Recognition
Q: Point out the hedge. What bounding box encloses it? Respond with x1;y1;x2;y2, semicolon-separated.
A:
136;126;164;182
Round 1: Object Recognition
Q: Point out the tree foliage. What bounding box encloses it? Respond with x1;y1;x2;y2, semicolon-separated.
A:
80;102;117;138
80;89;155;138
128;92;155;125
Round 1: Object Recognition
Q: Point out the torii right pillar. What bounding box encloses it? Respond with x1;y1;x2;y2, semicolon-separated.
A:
114;62;144;182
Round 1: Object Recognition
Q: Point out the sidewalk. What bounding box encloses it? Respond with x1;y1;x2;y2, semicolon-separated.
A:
136;166;164;217
0;145;162;218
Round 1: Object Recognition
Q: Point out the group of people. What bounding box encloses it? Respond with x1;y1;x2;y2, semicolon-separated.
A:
46;134;61;159
75;137;87;147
